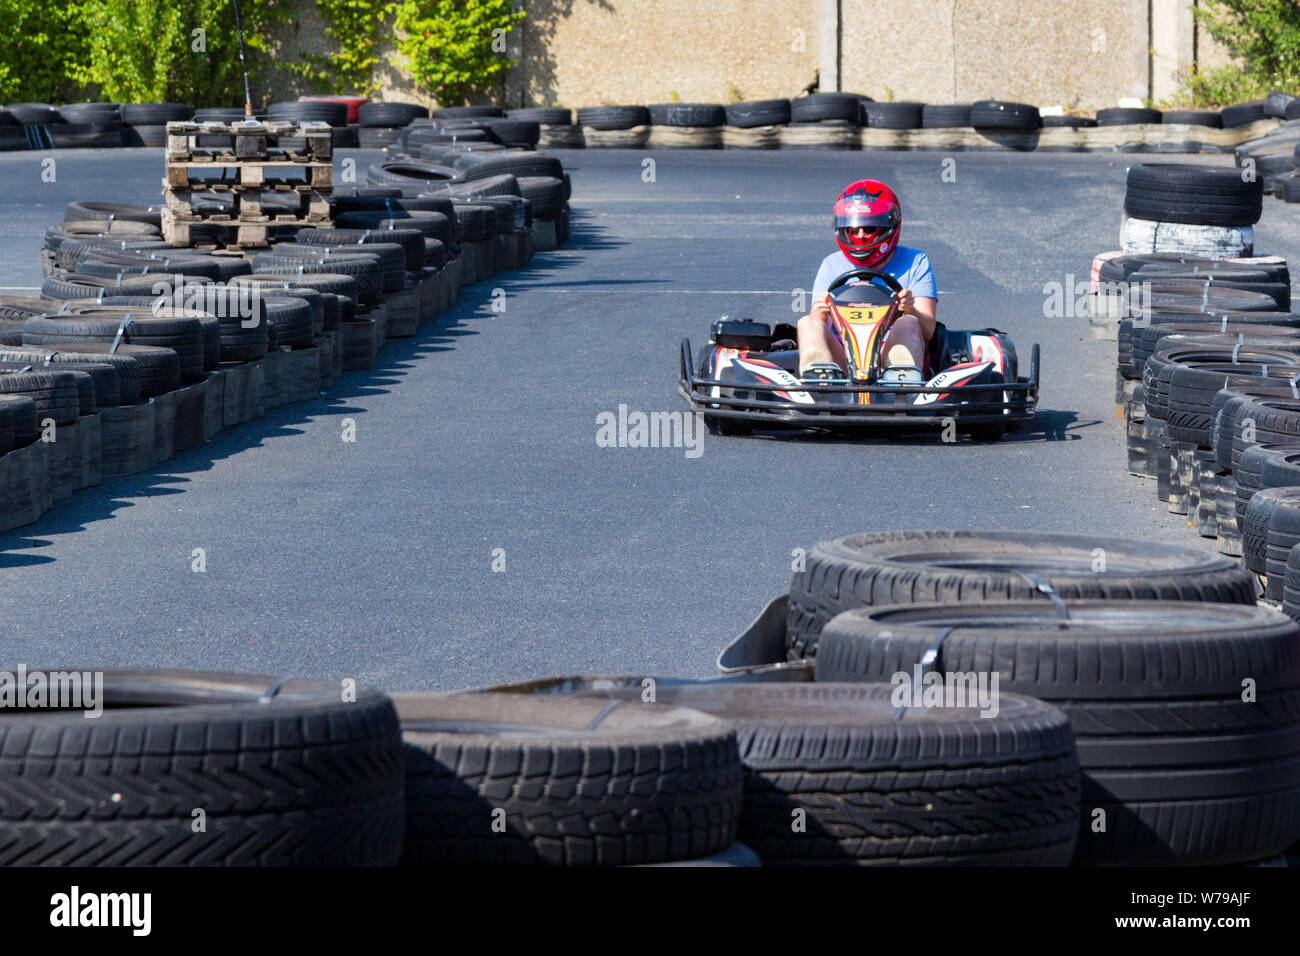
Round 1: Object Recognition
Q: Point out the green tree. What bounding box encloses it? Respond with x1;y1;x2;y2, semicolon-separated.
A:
0;1;90;103
287;0;396;96
392;0;525;106
1173;0;1300;107
73;0;291;106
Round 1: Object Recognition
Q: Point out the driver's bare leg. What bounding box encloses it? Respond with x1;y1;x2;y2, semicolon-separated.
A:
797;313;847;375
881;315;926;368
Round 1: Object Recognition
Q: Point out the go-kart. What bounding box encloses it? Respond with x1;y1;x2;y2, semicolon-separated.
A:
678;268;1039;440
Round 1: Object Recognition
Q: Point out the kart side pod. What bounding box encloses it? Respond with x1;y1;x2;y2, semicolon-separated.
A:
711;318;772;351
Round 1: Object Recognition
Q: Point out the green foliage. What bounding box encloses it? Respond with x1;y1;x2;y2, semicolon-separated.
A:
392;0;526;105
0;1;90;103
287;0;395;96
73;0;290;105
1171;0;1300;107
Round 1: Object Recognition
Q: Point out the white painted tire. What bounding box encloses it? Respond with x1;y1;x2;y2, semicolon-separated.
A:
1120;215;1254;258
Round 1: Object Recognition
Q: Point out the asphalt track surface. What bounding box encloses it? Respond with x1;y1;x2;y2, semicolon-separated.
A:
3;146;1300;691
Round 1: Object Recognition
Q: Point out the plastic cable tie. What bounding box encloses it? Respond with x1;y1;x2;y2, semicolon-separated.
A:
42;352;57;366
893;626;957;721
258;676;291;704
1014;570;1070;621
110;317;133;354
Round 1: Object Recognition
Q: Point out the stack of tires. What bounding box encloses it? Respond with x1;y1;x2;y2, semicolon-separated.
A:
1121;163;1263;258
509;107;580;148
773;529;1300;866
364;146;572;251
1236;91;1300;203
358;101;429;149
646;102;726;148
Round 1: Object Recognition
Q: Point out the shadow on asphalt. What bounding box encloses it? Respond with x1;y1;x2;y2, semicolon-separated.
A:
0;218;614;564
731;408;1089;446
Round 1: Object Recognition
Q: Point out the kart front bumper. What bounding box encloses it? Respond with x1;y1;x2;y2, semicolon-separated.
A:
679;339;1040;427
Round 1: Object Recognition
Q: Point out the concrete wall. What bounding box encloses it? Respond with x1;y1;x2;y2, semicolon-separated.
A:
838;0;1149;110
264;0;1243;111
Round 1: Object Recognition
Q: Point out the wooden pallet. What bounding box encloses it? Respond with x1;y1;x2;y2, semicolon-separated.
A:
164;120;332;162
161;210;318;249
164;161;332;190
163;185;331;221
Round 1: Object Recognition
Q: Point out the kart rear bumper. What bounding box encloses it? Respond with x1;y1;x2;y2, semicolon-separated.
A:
679;338;1040;427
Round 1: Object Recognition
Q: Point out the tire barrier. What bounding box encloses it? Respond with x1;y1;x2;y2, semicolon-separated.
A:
0;145;570;533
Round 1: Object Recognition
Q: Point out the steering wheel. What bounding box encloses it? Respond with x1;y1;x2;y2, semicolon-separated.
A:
826;268;903;295
824;269;906;381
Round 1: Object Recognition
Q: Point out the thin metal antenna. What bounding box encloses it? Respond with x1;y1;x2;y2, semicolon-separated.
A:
232;0;254;117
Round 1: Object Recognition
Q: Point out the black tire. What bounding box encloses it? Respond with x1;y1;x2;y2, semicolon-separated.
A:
576;105;650;130
335;210;454;245
297;226;426;272
814;601;1300;866
57;102;120;125
61;201;162;227
445;172;522;200
0;370;80;425
1162;109;1223;128
1221;99;1269;128
515;176;565;219
1041;114;1097;128
862;101;924;129
1282;173;1300;204
365;161;458;190
0;670;404;866
725;99;791;128
1214;390;1300;471
921;104;972;128
1124;163;1264;227
786;529;1257;660
789;93;860;124
358;101;426;127
1096;107;1163;126
40;271;209;301
432;105;505;119
454;151;564;181
1;347;143;405
482;118;541;145
1237;444;1300;519
394;693;742;866
121;102;193;125
1283;545;1300;625
970;100;1041;130
356;126;402;149
1103;252;1291;285
1243;486;1300;580
445;202;490;241
266;100;348;126
263;239;401;282
22;312;205;383
507;107;572;126
251;253;383;304
0;345;130;405
48;122;122;149
576;682;1080;867
0;363;96;413
78;251;225;282
0;395;38;451
6;103;60;125
1167;354;1300;446
1266;91;1298;119
648;103;725;127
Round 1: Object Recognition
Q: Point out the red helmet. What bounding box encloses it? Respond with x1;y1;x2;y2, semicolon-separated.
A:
833;179;901;268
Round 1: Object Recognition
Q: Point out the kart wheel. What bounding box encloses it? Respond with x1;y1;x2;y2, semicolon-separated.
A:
706;414;752;437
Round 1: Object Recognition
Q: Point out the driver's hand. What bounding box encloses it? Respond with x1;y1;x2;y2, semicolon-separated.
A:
895;289;915;315
810;300;832;321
